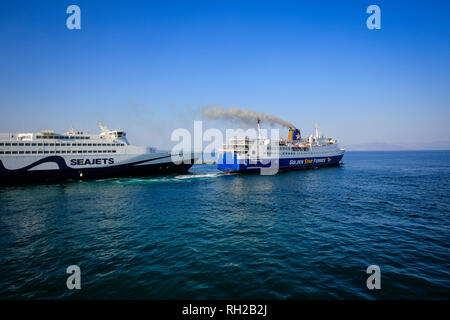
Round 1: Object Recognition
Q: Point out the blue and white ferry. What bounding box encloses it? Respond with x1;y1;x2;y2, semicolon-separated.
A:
217;120;344;174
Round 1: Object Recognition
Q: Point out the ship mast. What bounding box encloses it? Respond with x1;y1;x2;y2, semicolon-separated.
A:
257;118;262;140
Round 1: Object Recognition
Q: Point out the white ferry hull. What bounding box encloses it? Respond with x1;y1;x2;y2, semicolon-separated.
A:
0;152;197;184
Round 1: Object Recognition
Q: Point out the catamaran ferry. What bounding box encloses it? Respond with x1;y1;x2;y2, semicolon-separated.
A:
217;120;344;173
0;123;198;184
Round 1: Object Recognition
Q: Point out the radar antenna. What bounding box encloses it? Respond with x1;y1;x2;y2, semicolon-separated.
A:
97;121;110;133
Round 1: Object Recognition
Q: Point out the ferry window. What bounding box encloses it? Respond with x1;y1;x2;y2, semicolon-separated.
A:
36;136;42;139
19;143;24;146
77;143;82;146
112;150;116;153
0;143;3;146
55;143;60;146
5;151;11;154
25;143;30;146
61;150;66;154
37;151;43;154
88;150;92;153
38;143;43;146
88;144;92;146
0;151;3;154
82;150;87;153
78;151;82;153
107;144;111;146
5;143;11;146
56;151;60;154
44;143;49;146
93;143;97;146
32;151;37;154
72;151;77;153
82;144;87;146
50;143;55;146
12;143;17;146
12;151;18;154
19;151;24;154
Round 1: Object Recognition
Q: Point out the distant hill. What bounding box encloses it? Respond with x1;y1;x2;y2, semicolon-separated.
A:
342;141;450;151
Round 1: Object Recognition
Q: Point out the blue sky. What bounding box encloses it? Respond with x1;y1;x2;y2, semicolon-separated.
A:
0;0;449;147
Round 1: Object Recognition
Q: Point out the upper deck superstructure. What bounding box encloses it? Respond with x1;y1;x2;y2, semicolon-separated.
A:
0;123;156;158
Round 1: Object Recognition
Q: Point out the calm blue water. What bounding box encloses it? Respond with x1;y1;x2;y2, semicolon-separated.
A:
0;151;449;299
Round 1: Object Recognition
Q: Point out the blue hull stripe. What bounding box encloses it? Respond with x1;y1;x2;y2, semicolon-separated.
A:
218;152;344;173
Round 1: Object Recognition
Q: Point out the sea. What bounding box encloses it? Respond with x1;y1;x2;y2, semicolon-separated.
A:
0;151;449;299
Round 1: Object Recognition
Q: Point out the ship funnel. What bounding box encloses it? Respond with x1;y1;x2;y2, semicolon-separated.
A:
287;128;301;141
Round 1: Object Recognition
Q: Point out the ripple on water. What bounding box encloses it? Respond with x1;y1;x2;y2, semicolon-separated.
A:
0;151;449;299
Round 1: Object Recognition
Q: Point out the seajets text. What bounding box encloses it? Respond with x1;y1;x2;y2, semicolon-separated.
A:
70;158;114;165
